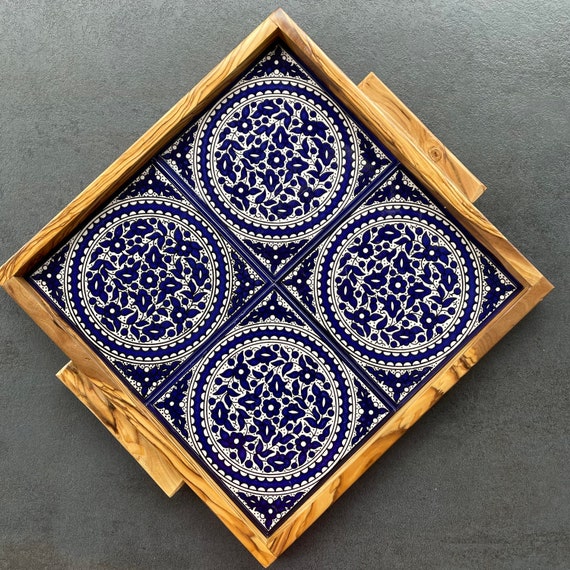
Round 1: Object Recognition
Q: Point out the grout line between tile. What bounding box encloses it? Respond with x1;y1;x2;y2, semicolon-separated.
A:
153;157;276;285
274;282;397;412
273;161;401;281
144;281;275;406
151;156;402;410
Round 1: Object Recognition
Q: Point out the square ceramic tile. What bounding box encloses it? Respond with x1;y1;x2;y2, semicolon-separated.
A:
160;44;395;275
283;168;521;404
153;289;390;533
29;164;265;398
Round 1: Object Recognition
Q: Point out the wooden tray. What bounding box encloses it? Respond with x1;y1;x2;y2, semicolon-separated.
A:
0;9;551;567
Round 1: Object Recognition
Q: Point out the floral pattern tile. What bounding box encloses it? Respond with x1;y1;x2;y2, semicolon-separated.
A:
161;43;394;274
27;40;522;533
153;290;390;532
29;165;265;398
283;168;521;403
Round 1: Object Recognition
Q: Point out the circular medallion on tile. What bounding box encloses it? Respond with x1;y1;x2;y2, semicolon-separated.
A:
187;325;356;492
315;203;482;367
65;197;232;361
194;78;358;240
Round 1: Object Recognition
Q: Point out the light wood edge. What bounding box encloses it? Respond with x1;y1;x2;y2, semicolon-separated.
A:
358;72;486;202
56;361;185;498
0;8;555;566
0;15;281;287
3;270;552;564
2;277;277;567
0;6;536;290
265;275;553;557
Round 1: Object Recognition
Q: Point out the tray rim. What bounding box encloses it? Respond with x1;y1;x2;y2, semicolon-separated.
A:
0;8;553;567
359;72;486;202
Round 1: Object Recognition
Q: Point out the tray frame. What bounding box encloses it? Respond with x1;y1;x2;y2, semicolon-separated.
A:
0;9;552;567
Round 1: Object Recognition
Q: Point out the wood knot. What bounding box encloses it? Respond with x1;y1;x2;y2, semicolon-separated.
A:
428;146;444;162
460;352;476;370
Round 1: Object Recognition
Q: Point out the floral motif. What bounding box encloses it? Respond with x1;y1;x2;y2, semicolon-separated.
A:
69;199;230;363
332;219;465;351
237;491;305;530
114;359;184;399
316;203;477;369
366;365;434;404
247;290;304;325
196;80;355;241
478;254;518;323
82;216;213;345
197;334;344;480
245;239;309;274
209;95;343;226
228;251;265;316
282;251;317;311
243;43;310;82
29;166;265;398
284;169;520;404
155;300;390;532
31;243;70;310
352;377;390;444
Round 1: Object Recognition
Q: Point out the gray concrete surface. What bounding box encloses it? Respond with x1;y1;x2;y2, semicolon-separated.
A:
1;1;568;568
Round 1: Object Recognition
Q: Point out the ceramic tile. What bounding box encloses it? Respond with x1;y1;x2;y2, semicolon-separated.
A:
153;289;390;532
161;44;395;275
282;168;521;404
29;164;265;398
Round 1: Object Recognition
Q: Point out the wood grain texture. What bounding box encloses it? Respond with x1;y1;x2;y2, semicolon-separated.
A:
0;9;553;566
269;9;545;287
359;72;486;202
47;273;553;563
57;362;184;498
1;278;277;567
265;277;553;558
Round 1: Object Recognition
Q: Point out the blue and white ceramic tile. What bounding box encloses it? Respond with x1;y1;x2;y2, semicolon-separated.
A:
161;44;394;274
27;40;521;533
283;168;521;403
153;290;390;532
29;165;264;397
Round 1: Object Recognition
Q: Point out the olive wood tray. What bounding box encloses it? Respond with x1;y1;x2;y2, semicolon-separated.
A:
0;9;551;567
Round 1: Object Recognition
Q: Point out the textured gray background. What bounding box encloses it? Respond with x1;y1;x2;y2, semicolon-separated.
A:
1;1;568;569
